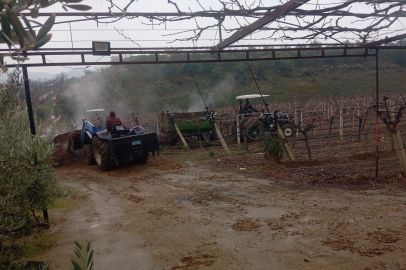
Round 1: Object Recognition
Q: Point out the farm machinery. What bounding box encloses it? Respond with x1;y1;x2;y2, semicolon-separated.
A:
160;111;218;145
235;94;296;141
70;109;159;171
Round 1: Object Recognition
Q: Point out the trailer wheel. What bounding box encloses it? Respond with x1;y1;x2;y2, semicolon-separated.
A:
93;137;111;171
245;120;264;141
133;152;149;164
281;123;295;138
83;144;95;165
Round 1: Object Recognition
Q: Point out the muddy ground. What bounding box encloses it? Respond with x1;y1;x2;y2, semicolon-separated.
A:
33;139;406;270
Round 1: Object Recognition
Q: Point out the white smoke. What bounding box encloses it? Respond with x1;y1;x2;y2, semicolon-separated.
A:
187;73;236;112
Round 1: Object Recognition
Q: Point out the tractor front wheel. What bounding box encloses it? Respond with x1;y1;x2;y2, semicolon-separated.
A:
83;144;95;165
93;137;111;171
281;123;295;138
133;152;149;164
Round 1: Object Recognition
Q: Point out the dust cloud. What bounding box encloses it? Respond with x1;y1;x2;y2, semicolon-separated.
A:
187;73;236;112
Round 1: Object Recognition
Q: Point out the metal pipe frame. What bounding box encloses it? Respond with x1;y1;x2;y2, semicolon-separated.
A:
2;45;386;68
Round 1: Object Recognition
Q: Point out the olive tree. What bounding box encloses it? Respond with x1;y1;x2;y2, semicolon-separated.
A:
0;1;91;268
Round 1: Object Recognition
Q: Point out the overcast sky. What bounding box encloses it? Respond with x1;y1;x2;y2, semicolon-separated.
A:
2;0;405;74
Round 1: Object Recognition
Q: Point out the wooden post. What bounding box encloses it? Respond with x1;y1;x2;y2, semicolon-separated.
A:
236;115;241;145
214;122;231;155
391;127;406;173
339;108;344;141
174;122;188;148
156;122;160;135
276;123;295;161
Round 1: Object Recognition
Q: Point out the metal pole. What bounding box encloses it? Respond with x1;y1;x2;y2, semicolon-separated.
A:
21;65;36;136
375;49;379;178
20;40;49;227
22;64;50;226
248;65;270;114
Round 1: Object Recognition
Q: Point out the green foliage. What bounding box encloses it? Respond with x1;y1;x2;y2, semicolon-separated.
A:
0;68;66;266
54;95;76;118
36;108;46;120
275;60;293;77
71;241;94;270
208;151;215;157
261;133;285;163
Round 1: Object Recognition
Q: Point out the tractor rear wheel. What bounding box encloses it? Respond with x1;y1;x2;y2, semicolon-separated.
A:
133;152;149;164
83;144;95;165
245;120;264;141
93;137;111;171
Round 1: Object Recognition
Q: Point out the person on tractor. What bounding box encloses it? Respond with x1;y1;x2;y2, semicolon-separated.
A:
243;99;259;113
106;111;122;132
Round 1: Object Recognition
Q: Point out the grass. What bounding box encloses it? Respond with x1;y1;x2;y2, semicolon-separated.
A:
24;187;79;260
25;232;62;259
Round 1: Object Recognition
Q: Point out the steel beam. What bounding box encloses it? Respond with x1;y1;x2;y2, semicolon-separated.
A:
3;45;403;68
4;53;376;68
210;0;310;51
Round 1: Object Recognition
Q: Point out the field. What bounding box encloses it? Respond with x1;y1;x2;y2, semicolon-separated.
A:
25;91;406;270
28;122;406;270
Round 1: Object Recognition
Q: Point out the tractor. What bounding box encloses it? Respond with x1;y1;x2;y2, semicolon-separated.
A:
70;109;159;171
235;94;296;141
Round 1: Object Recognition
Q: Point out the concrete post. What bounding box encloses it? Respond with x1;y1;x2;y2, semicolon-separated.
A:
276;123;295;161
214;122;231;155
391;126;406;173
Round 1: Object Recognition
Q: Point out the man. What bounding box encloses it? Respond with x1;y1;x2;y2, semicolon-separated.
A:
244;99;259;113
106;111;122;132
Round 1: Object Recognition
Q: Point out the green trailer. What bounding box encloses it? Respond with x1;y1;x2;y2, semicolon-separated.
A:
161;111;217;143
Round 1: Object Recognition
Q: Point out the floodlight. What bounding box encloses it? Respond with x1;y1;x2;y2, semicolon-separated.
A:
92;41;111;56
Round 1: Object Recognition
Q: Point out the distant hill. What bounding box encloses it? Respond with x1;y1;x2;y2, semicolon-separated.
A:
0;68;85;82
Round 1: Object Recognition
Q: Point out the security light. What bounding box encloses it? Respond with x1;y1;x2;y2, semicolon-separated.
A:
92;41;111;56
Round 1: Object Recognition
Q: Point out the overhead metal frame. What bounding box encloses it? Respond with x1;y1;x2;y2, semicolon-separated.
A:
1;45;396;68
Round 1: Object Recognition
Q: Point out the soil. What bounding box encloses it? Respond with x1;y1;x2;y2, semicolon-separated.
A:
38;136;406;270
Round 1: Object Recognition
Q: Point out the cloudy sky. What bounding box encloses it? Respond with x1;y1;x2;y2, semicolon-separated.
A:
2;0;405;74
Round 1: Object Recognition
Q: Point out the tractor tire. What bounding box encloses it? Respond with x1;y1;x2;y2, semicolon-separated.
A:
281;123;295;139
93;137;111;171
83;144;95;165
245;120;264;141
133;152;149;164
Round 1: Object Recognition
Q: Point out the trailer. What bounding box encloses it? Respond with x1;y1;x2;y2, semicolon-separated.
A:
160;111;218;145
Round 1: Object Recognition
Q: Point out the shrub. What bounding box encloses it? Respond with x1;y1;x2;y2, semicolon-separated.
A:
0;68;65;267
261;133;285;163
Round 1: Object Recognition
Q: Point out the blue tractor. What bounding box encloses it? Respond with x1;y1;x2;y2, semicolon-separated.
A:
70;109;159;171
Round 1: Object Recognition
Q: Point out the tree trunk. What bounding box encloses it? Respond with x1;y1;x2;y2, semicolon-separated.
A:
327;116;334;144
358;118;362;140
391;128;406;173
339;108;343;141
304;132;312;159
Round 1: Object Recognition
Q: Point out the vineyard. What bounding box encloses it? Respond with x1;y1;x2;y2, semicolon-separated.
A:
144;92;406;175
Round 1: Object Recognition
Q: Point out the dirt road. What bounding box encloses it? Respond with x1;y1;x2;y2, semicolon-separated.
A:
37;149;406;270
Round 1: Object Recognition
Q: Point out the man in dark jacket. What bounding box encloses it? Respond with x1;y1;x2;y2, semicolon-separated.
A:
106;111;122;132
244;99;259;113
